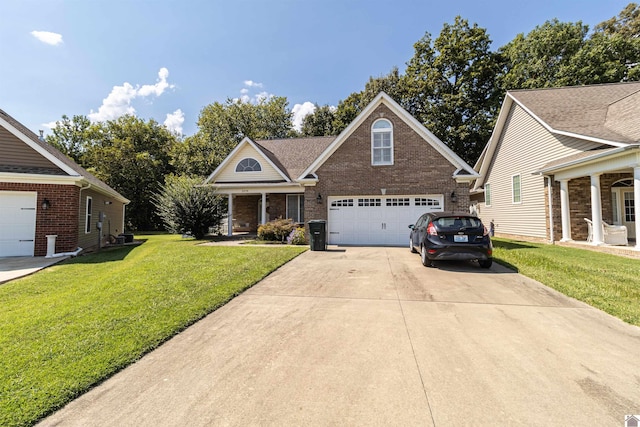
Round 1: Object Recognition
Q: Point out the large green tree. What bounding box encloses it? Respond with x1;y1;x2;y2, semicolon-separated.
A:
171;96;294;177
46;114;96;164
300;104;337;137
83;115;176;230
402;17;502;164
499;19;589;90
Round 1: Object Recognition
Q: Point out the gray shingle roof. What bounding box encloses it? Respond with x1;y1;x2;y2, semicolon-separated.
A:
254;136;336;180
509;82;640;144
0;108;128;201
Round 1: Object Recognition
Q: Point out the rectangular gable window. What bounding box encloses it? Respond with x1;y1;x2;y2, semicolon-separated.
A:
484;183;491;207
85;196;92;233
512;175;521;204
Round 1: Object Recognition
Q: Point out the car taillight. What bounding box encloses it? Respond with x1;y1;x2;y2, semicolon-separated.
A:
427;222;437;236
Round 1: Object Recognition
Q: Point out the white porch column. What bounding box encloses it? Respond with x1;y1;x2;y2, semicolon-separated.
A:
559;179;572;241
590;173;604;245
227;194;233;236
635;166;640;249
261;192;267;225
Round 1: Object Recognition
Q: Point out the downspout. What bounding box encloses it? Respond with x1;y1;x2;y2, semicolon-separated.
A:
546;175;555;244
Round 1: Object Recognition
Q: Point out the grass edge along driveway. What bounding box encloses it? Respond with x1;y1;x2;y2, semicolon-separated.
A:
0;234;306;427
492;238;640;327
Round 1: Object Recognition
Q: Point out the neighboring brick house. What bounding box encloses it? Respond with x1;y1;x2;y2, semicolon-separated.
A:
0;109;129;257
472;82;640;248
205;92;478;246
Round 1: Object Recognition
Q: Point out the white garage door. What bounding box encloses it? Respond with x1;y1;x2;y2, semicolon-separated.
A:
0;192;37;257
327;195;444;246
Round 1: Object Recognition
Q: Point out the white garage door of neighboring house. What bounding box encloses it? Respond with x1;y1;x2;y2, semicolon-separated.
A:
327;195;444;246
0;192;37;257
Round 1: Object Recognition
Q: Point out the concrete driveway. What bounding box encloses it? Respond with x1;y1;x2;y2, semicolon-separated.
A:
0;256;67;284
40;247;640;426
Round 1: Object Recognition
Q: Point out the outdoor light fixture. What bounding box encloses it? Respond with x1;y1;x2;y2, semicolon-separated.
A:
450;191;458;203
316;194;323;204
104;201;113;205
41;198;51;210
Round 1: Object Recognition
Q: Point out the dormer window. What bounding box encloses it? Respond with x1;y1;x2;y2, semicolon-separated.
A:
371;119;393;166
235;158;262;172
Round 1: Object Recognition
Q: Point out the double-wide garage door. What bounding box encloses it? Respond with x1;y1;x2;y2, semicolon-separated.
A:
327;195;444;246
0;191;37;257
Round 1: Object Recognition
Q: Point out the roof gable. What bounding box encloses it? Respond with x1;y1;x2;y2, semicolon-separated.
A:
474;82;640;190
0;109;128;202
299;92;478;181
204;137;291;184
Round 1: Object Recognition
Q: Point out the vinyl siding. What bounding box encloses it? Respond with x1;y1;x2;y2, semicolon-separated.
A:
216;144;285;182
77;188;126;251
480;104;601;238
0;126;62;170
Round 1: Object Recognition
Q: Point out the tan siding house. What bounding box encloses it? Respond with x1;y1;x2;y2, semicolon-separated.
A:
473;82;640;248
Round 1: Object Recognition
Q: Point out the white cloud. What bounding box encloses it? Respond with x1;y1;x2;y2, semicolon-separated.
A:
31;30;63;46
243;80;263;88
41;121;58;130
291;102;316;131
88;68;175;122
164;109;185;135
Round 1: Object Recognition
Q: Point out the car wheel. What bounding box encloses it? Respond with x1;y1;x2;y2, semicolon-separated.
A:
420;245;433;267
410;237;417;253
479;259;492;269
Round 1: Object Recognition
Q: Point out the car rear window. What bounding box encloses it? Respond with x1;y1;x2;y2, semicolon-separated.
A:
433;216;482;230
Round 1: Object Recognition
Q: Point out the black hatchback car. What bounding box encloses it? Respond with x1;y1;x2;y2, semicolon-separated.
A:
409;212;492;268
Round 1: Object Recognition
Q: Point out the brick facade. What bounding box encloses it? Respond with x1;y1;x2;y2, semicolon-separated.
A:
545;173;632;242
305;104;466;223
0;182;79;256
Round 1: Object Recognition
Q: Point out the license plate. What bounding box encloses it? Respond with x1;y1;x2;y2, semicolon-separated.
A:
454;234;468;243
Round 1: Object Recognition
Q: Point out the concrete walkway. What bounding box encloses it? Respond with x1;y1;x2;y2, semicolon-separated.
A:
40;247;640;426
0;256;68;284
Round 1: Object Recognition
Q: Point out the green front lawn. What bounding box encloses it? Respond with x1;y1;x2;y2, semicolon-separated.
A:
492;238;640;327
0;235;306;427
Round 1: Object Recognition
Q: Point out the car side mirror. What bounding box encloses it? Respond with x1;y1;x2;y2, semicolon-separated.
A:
408;224;414;229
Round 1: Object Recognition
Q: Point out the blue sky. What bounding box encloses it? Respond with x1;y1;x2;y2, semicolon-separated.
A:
0;0;631;137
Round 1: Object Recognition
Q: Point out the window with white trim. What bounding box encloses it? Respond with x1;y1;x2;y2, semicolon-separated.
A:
286;194;304;223
371;119;393;166
85;196;92;233
512;175;521;204
415;198;441;207
358;198;381;207
331;199;354;207
386;198;410;206
235;158;262;172
484;183;491;207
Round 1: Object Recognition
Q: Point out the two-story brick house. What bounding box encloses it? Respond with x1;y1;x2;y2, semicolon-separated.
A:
205;92;478;246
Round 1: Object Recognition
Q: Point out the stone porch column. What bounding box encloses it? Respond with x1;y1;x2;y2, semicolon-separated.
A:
559;179;572;241
261;193;267;225
590;173;604;245
227;194;233;236
635;166;640;249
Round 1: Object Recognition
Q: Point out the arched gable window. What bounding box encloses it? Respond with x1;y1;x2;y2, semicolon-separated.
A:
371;119;393;165
235;158;262;172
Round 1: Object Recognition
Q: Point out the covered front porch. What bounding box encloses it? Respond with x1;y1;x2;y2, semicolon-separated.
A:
214;184;307;236
540;147;640;249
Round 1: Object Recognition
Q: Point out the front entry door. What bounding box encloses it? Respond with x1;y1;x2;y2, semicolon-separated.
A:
622;191;636;239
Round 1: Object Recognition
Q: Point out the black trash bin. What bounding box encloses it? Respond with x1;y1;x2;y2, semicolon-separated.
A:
308;220;327;251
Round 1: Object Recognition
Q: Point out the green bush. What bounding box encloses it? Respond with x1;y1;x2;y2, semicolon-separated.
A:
287;227;308;245
257;218;297;242
153;175;227;239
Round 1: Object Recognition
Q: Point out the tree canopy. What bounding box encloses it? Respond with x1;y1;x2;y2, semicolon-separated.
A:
171;96;294;177
46;3;640;233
